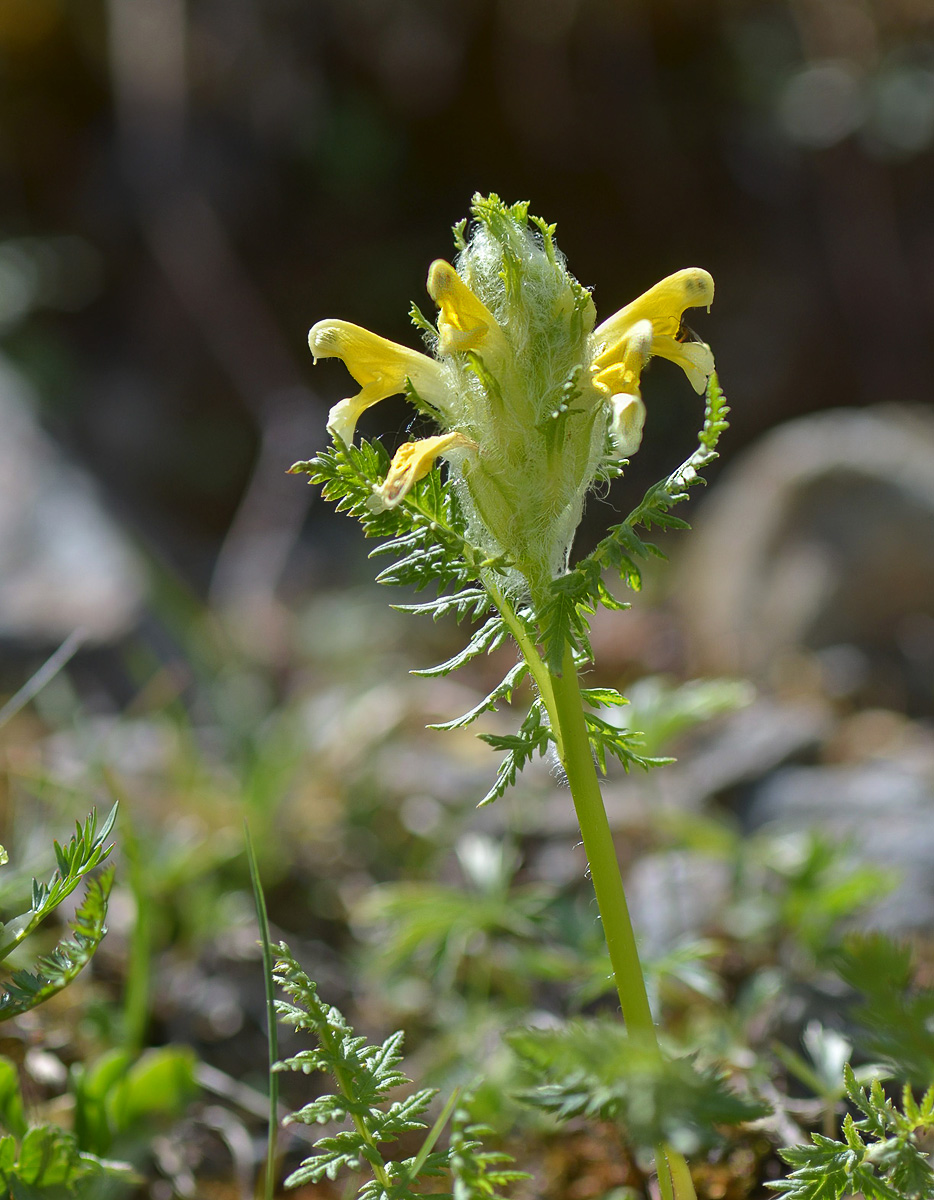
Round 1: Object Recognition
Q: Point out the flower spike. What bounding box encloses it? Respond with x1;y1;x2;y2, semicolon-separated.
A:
309;319;448;444
304;195;717;595
369;432;478;512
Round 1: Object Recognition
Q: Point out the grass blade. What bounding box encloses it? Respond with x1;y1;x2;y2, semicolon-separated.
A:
245;821;279;1200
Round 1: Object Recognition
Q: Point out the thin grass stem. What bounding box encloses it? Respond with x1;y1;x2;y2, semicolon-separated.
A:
0;629;86;730
245;821;280;1200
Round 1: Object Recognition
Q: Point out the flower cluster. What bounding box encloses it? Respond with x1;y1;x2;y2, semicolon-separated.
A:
308;195;714;599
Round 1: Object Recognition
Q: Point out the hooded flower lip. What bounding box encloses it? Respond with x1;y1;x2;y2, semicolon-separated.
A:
368;432;478;512
592;267;715;396
426;260;507;357
309;319;448;444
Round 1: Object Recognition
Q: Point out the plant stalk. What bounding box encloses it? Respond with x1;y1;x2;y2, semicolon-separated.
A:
546;643;696;1200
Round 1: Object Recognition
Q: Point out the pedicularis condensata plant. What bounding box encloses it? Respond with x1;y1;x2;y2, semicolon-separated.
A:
291;194;729;1200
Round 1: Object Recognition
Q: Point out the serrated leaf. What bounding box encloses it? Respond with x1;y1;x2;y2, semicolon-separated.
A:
0;867;114;1021
580;687;629;709
429;661;528;732
413;617;507;678
477;700;552;806
0;806;116;966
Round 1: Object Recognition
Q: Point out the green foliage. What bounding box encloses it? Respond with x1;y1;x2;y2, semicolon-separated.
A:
477;699;552;806
0;1057;139;1197
0;806;116;965
774;842;894;957
274;944;524;1198
0;867;113;1019
508;1018;766;1158
428;661;528;732
359;835;551;998
71;1046;198;1158
291;441;517;700
770;1067;934;1200
534;371;729;672
582;710;670;776
0;1059;26;1140
274;942;438;1192
298;375;729;807
832;935;934;1086
448;1107;528;1200
622;676;755;758
0;1124;137;1198
0;807;134;1197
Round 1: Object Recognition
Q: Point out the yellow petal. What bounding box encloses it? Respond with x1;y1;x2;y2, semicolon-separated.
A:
594;268;715;350
651;333;715;394
426;260;506;356
369;432;478;512
607;393;646;459
592;319;653;397
309;319;447;444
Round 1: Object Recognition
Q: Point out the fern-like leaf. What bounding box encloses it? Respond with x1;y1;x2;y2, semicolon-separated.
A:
0;867;114;1021
533;373;729;668
0;806;116;966
477;700;553;806
510;1017;765;1156
428;662;528;732
449;1108;529;1200
274;944;437;1193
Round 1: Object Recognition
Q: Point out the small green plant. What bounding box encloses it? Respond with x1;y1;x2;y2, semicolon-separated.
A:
0;805;116;1021
832;935;934;1088
273;943;527;1199
289;193;728;1197
0;805;143;1196
770;1067;934;1199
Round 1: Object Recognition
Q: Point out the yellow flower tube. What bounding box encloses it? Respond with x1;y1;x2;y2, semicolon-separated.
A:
309;319;449;445
426;259;507;357
369;432;478;512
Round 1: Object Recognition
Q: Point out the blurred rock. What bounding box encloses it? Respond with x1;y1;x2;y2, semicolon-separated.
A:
0;355;144;641
678;406;934;712
749;757;934;930
626;850;732;957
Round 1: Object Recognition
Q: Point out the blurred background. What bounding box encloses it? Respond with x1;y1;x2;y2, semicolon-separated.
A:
3;0;934;1194
3;0;934;633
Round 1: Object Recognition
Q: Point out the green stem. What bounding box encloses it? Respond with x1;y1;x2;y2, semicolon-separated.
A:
484;585;695;1197
483;576;557;721
546;643;696;1200
548;645;654;1038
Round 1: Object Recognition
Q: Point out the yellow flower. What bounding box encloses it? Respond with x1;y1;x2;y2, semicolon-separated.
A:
426;260;507;357
592;267;715;396
607;393;646;460
591;318;653;399
309;320;449;445
369;432;478;512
